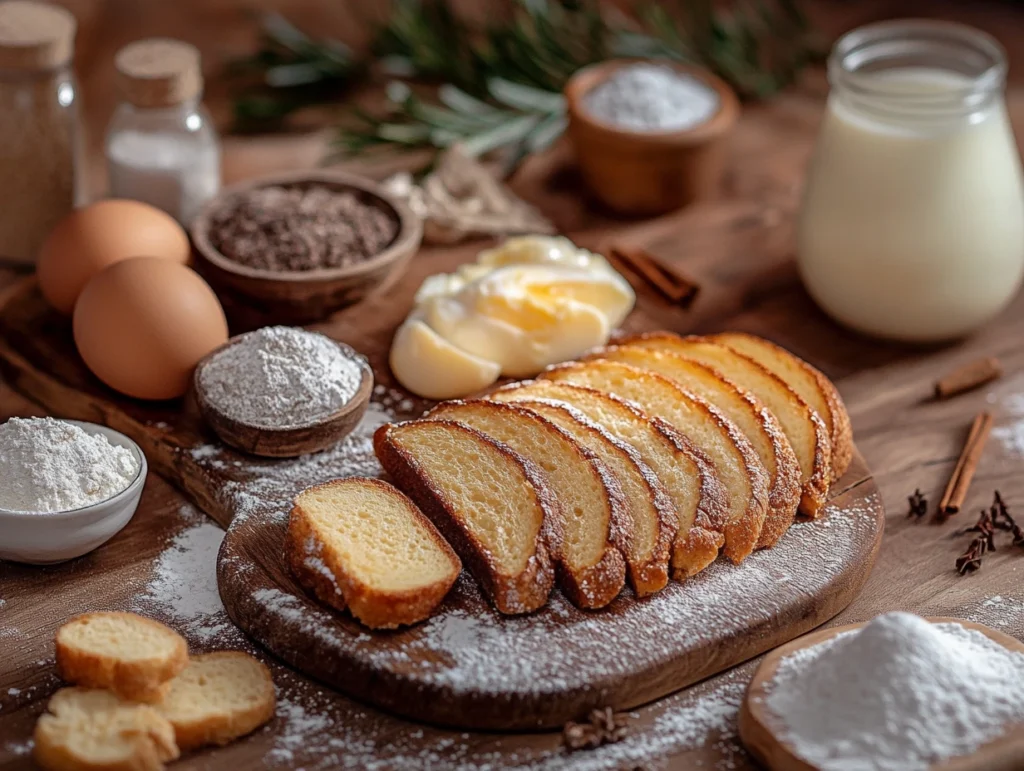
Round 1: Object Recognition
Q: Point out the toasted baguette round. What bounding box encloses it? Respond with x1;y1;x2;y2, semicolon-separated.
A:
34;687;179;771
55;613;188;703
286;478;461;629
156;652;276;751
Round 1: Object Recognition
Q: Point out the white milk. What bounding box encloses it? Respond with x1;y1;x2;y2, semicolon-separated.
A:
799;66;1024;341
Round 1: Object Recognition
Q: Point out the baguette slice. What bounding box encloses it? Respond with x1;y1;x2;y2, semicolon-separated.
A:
55;613;188;703
491;380;725;579
157;652;276;751
619;332;833;517
590;346;801;547
34;688;179;771
374;420;558;614
542;360;769;564
427;400;628;609
506;398;675;597
287;478;461;629
710;332;853;481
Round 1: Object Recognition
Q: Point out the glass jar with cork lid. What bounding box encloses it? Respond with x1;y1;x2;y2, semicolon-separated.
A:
0;0;80;265
105;38;221;225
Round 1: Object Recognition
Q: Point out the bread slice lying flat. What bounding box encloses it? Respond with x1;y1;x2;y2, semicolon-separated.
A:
504;398;675;597
491;380;725;580
427;400;628;609
374;420;558;614
157;652;276;751
710;332;853;482
543;360;769;564
34;687;179;771
591;346;801;548
286;477;461;629
55;612;188;703
621;332;833;517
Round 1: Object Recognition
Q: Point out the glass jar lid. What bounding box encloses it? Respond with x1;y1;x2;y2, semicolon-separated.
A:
115;38;202;108
0;0;76;72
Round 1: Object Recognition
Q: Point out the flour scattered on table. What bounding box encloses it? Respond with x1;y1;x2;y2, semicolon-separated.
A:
969;595;1024;629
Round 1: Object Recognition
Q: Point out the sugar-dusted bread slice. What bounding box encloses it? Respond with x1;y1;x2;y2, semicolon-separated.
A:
34;687;179;771
590;346;801;548
710;332;853;482
374;420;558;614
504;398;675;597
55;612;188;703
491;380;725;579
157;652;275;751
620;332;833;517
286;478;461;629
427;399;628;609
542;360;769;564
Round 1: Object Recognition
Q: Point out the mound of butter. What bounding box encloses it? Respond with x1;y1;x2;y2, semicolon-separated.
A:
390;235;636;399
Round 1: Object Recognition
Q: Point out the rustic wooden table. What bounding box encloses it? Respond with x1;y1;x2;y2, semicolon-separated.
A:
3;2;1024;769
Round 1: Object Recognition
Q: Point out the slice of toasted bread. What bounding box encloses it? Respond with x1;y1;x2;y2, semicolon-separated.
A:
710;332;853;481
504;398;675;597
374;420;558;614
157;652;275;751
542;360;769;564
55;612;188;703
426;400;628;609
34;688;179;771
286;478;462;629
490;380;725;579
590;346;801;547
620;332;833;517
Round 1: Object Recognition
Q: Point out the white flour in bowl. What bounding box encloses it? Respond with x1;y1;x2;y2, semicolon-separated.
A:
584;63;720;132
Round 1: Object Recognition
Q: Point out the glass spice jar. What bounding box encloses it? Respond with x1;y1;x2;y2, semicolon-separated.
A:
105;38;221;225
0;1;80;265
798;21;1024;342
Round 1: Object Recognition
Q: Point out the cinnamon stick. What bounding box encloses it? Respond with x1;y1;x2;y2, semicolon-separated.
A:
934;358;1002;399
937;412;994;519
607;244;700;307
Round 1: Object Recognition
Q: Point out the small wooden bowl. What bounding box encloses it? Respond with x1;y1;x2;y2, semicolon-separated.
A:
191;170;423;327
739;617;1024;771
564;59;740;216
193;333;374;458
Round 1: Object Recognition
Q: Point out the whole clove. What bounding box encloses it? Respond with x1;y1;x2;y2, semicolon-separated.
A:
907;489;928;520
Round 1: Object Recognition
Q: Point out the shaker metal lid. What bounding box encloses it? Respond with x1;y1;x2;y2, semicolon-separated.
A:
0;0;76;71
115;38;202;108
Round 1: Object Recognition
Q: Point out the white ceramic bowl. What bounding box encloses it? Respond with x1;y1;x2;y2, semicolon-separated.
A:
0;420;147;565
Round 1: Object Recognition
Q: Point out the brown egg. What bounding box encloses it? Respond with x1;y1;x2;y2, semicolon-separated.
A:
38;199;191;314
73;258;228;400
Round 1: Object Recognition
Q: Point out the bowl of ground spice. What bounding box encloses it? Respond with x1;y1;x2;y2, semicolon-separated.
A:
564;60;740;216
191;171;422;326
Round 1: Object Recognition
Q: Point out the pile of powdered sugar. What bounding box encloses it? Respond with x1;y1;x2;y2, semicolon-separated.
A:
584;63;720;132
765;612;1024;771
198;326;367;429
0;417;139;513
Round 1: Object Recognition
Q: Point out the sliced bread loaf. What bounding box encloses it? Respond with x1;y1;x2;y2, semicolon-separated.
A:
427;400;628;609
620;332;833;516
374;420;558;614
34;687;179;771
491;380;725;579
542;360;769;564
710;332;853;481
590;346;801;548
157;652;276;751
286;478;461;629
55;612;188;703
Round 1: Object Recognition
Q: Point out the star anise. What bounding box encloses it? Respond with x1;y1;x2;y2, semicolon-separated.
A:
907;489;928;520
562;707;630;751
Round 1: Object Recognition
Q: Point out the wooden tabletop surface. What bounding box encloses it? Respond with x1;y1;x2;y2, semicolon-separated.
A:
4;1;1024;769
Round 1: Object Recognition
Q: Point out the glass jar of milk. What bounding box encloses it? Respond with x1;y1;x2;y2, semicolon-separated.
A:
798;21;1024;342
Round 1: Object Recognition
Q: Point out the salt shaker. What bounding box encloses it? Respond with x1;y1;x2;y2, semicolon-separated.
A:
106;38;220;225
0;1;80;265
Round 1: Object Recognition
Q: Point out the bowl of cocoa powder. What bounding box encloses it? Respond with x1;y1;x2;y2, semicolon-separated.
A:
191;171;422;326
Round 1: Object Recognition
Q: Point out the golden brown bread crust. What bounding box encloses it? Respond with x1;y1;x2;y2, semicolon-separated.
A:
54;613;188;704
426;400;628;610
710;332;853;485
286;478;461;629
374;420;558;615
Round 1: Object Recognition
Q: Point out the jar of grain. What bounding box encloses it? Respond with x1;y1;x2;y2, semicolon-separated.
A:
106;38;221;225
0;1;80;265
